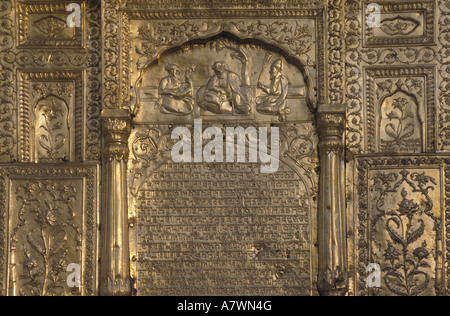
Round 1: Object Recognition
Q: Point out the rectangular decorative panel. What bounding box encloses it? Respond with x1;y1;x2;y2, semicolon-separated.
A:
0;164;99;296
17;1;85;48
123;2;323;296
363;1;435;47
365;66;437;153
128;124;319;296
345;0;449;154
18;70;84;163
354;156;449;296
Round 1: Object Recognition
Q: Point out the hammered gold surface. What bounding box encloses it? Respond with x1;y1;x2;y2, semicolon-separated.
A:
0;0;449;296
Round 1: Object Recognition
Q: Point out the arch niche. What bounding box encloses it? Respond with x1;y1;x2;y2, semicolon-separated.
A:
127;31;321;296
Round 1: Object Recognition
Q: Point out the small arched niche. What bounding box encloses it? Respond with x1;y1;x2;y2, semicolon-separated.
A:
378;90;424;154
32;94;70;163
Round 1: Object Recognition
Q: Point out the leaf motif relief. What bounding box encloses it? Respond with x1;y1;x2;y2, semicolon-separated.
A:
381;95;421;152
373;171;438;296
230;20;313;59
407;220;425;245
35;98;69;162
13;180;81;296
135;20;221;68
377;80;394;96
32;83;73;99
385;123;398;140
386;226;406;250
27;232;44;255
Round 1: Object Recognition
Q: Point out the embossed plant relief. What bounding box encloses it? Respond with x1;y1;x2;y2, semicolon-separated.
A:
379;92;423;153
11;180;82;296
366;70;433;154
0;166;98;296
33;16;69;38
379;16;421;36
362;168;444;296
28;80;75;163
132;38;314;123
34;96;70;162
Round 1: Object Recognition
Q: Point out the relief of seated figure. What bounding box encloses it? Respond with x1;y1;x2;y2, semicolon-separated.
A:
196;61;251;115
256;58;291;116
156;64;195;115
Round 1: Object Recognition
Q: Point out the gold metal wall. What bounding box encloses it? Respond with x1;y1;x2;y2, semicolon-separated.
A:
0;0;448;296
0;0;101;295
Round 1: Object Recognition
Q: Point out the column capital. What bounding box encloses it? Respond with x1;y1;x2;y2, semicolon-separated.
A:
317;104;346;156
317;104;346;133
101;110;131;162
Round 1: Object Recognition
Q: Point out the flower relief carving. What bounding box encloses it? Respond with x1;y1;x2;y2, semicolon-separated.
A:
31;83;72;162
33;16;68;38
369;170;442;296
32;83;73;99
10;180;82;296
377;79;424;153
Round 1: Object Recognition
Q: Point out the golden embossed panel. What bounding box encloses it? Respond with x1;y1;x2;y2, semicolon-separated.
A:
127;10;324;118
133;38;315;124
365;66;437;153
354;156;449;296
363;1;435;47
0;164;99;296
346;0;449;153
18;70;84;163
17;1;85;48
0;0;102;163
124;2;322;294
1;0;449;297
128;124;319;296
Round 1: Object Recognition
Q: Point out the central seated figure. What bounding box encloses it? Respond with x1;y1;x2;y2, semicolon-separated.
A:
196;61;251;115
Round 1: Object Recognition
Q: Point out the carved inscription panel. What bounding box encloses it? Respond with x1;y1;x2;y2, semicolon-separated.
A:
124;7;322;294
128;122;319;296
133;162;314;295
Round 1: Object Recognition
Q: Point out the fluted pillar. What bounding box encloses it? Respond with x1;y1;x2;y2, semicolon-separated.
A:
316;104;348;296
100;109;132;296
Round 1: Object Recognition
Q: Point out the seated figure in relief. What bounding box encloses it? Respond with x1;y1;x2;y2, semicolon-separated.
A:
256;58;291;116
196;61;251;115
156;64;195;115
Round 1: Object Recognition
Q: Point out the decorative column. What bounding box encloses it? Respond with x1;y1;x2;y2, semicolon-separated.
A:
316;104;348;296
100;109;132;296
